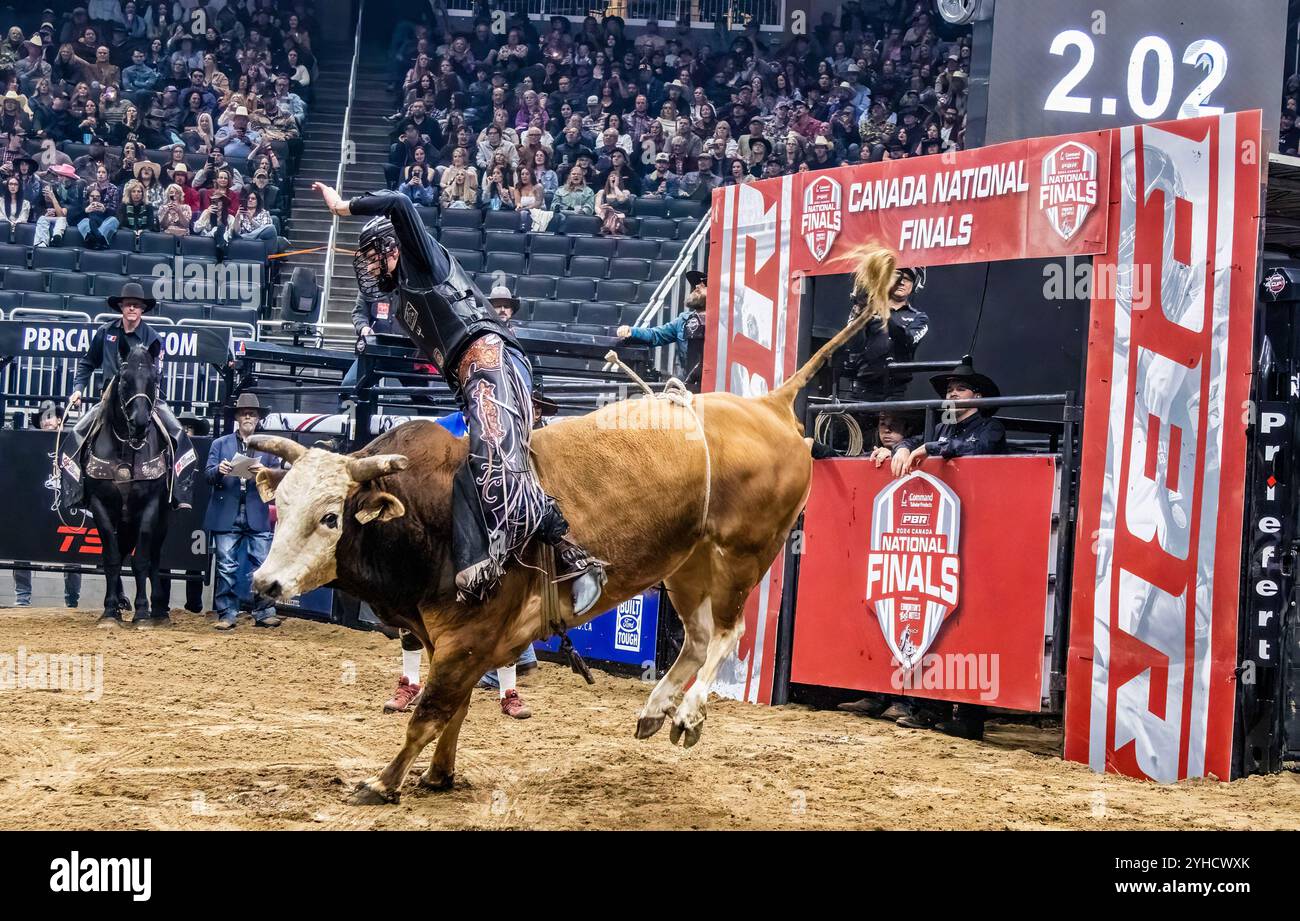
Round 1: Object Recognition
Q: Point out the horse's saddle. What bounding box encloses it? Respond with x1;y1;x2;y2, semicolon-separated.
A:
58;381;197;512
84;449;170;483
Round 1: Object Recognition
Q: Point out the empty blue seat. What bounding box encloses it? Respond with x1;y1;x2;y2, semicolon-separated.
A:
32;246;77;271
79;250;126;275
528;233;571;256
528;253;567;276
555;277;596;301
484;230;528;253
516;275;557;300
572;237;616;258
568;255;609;279
440;208;483;229
608;258;651;281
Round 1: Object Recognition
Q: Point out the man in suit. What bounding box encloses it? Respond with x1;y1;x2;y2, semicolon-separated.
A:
204;393;283;631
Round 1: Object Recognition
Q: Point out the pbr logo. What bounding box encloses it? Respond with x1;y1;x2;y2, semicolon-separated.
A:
1039;141;1098;242
614;594;644;652
1264;269;1288;298
864;472;961;669
801;175;843;263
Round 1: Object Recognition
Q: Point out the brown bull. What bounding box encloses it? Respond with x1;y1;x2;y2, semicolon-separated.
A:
249;249;897;805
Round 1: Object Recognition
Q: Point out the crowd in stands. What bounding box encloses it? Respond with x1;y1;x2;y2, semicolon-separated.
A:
0;1;313;284
382;1;974;234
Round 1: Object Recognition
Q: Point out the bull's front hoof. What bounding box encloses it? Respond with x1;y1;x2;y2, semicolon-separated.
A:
416;771;455;793
347;781;400;806
634;714;666;740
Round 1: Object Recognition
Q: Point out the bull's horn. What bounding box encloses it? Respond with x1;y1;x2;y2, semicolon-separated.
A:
247;434;306;463
347;454;409;482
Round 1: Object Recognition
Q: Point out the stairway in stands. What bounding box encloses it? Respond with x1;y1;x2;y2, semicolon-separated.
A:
281;43;393;329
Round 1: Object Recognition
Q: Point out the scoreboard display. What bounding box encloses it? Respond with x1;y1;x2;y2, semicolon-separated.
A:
983;0;1287;145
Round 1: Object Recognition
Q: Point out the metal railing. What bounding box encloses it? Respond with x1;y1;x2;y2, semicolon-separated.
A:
621;206;710;376
321;0;367;317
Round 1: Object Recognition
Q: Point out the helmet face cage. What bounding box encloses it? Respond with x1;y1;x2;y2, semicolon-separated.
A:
353;219;399;300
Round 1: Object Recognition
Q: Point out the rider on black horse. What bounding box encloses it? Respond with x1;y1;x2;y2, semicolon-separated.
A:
61;281;195;512
311;181;605;615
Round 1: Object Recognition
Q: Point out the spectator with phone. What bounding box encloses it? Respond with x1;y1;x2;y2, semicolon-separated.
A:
234;188;276;241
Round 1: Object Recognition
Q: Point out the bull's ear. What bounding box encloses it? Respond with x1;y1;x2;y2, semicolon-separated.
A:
355;490;405;525
255;467;287;502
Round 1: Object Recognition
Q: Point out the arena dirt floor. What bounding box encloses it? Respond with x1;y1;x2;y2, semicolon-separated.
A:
1;606;1298;831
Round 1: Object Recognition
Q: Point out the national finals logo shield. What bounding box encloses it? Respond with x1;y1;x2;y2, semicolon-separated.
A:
863;471;961;669
1039;140;1098;242
801;174;842;263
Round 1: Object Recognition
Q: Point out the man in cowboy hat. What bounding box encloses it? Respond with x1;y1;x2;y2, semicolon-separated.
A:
69;281;167;411
214;104;261;159
487;283;520;329
888;363;1005;741
60;281;193;513
889;362;1007;476
15;34;51;96
204;392;284;631
617;269;708;390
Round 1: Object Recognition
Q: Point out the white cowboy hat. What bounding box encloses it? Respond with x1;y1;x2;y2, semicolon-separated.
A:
2;90;32;117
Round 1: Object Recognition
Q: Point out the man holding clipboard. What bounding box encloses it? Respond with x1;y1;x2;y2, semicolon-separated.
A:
204;393;284;631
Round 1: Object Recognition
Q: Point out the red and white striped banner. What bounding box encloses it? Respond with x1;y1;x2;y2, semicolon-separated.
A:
1065;111;1262;781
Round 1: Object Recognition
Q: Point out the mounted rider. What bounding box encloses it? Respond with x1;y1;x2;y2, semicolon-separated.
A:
59;281;196;511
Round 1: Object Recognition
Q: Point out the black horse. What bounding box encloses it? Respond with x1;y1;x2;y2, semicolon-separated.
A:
81;338;174;628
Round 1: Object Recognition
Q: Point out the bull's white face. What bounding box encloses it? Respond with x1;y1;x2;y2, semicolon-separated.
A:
249;439;408;601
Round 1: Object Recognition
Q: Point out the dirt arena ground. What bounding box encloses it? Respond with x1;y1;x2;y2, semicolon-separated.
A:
0;606;1297;830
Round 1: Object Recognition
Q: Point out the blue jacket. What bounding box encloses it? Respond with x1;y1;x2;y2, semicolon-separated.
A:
624;309;705;380
202;432;283;533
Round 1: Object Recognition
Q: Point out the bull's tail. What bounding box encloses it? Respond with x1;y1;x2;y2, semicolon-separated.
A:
769;247;897;409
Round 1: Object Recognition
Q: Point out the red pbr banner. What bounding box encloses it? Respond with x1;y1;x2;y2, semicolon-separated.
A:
791;457;1058;711
1065;111;1262;782
787;131;1111;274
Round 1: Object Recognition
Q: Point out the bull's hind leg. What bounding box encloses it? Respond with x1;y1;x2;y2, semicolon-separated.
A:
670;561;768;749
635;545;714;740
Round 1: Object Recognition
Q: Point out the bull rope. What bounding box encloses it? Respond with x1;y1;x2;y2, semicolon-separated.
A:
604;351;711;537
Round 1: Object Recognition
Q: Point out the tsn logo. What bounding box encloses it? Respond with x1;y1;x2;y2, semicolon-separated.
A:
56;526;101;555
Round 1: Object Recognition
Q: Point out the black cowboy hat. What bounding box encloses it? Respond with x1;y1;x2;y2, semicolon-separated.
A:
107;281;157;312
232;392;270;417
685;270;707;288
929;363;1001;415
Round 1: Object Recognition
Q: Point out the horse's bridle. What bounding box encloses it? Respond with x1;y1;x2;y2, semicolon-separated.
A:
110;381;156;452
